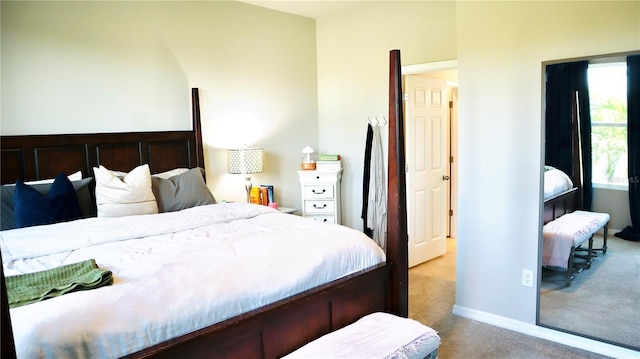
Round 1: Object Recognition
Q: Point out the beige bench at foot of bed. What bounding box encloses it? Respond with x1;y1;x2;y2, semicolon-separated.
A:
572;210;610;256
282;312;441;359
543;210;610;287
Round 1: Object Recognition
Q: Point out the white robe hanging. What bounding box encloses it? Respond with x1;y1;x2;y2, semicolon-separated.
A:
367;125;387;251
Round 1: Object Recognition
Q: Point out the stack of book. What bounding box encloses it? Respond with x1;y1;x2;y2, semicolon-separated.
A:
316;154;342;171
250;185;275;206
318;154;341;161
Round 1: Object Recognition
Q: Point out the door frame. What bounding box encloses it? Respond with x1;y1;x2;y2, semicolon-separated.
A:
403;60;458;76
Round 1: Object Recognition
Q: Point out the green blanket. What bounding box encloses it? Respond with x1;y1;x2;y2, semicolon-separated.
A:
6;259;113;308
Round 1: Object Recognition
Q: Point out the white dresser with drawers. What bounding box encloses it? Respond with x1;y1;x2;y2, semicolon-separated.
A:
297;165;342;224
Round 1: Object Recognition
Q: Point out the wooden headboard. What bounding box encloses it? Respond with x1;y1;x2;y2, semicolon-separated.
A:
1;88;204;358
1;88;204;185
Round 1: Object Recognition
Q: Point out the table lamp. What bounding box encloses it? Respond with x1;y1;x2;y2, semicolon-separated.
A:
227;147;264;203
301;146;316;170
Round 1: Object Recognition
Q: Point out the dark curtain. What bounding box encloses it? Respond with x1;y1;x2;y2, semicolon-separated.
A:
361;124;373;238
616;54;640;241
545;61;593;210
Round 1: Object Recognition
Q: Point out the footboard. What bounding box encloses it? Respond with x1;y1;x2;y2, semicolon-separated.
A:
543;187;577;224
126;263;391;359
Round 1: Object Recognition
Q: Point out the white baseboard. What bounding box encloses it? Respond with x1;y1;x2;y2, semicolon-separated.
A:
452;305;639;359
603;228;621;235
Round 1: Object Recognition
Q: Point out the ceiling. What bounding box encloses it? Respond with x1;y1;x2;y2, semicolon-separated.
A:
239;1;365;19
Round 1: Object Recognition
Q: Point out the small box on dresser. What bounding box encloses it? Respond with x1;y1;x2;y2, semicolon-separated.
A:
297;163;342;224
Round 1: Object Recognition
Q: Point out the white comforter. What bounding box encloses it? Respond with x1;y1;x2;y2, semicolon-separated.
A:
1;203;386;359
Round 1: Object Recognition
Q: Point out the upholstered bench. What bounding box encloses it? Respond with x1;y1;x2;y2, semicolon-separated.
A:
542;210;610;287
282;312;441;359
571;210;610;255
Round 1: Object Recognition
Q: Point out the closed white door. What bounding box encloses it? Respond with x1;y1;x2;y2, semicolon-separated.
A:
405;75;449;267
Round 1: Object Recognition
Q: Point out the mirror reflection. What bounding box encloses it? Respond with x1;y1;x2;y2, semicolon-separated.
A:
540;51;640;350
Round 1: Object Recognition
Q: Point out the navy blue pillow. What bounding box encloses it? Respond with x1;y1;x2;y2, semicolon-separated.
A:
14;173;83;228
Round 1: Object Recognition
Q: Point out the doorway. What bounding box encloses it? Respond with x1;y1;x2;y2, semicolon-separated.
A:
402;61;458;268
403;60;459;335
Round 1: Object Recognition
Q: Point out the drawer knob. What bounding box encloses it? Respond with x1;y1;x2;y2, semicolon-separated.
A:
312;189;326;195
313;204;327;209
316;176;320;179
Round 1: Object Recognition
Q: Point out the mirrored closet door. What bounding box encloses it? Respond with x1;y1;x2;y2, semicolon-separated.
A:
539;50;640;350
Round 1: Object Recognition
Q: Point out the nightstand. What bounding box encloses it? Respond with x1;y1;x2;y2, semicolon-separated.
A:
297;165;342;224
277;207;297;214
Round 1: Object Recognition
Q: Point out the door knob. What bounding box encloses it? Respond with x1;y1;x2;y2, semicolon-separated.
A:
442;175;450;181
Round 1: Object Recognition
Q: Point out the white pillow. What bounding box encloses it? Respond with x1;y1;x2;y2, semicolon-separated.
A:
153;168;189;179
93;164;158;217
106;168;189;180
5;171;83;186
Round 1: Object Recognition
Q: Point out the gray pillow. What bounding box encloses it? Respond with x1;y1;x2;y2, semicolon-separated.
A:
151;168;216;213
1;177;96;231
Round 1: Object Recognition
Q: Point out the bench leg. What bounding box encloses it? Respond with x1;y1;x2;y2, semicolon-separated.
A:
587;236;593;268
601;224;608;254
565;247;576;287
588;223;609;255
576;223;609;258
574;240;593;269
570;239;594;286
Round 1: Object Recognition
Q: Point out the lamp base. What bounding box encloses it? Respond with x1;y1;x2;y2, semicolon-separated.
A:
301;162;316;170
245;176;253;203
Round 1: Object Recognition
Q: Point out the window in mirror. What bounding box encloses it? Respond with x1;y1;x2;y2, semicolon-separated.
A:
588;61;628;189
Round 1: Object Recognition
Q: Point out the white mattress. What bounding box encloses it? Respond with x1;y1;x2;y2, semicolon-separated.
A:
1;203;386;359
544;168;574;200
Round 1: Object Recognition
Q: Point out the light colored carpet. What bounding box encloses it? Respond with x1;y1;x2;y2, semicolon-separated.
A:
540;235;640;349
409;238;612;359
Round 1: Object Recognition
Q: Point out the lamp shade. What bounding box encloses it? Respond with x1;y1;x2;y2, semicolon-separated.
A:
227;147;264;174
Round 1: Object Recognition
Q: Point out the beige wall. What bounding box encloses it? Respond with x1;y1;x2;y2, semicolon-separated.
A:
316;1;457;229
455;0;638;323
0;1;318;208
315;0;639;353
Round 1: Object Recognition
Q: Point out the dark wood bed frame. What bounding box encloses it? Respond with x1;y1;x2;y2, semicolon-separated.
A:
0;50;408;358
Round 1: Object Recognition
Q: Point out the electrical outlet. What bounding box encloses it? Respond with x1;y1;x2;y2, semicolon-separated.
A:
522;269;534;287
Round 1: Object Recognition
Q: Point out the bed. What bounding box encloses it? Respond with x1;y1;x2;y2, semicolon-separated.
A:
543;166;574;201
0;51;410;358
543;171;577;225
543;91;582;225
